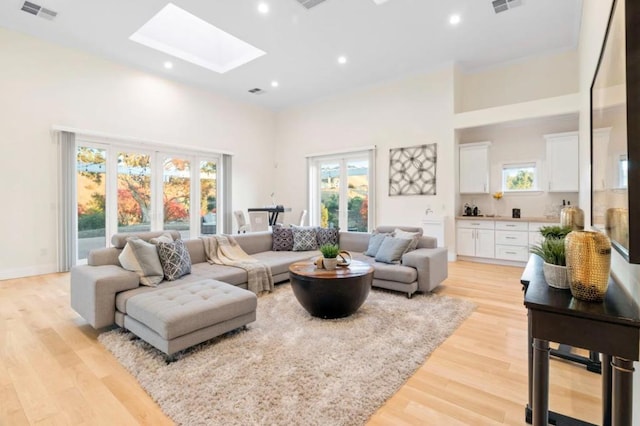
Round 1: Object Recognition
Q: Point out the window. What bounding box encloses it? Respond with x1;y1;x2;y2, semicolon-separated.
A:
618;154;628;189
73;137;224;263
501;162;538;192
308;148;375;232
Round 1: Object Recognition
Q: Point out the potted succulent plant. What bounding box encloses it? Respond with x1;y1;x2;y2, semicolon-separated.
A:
530;235;569;289
319;243;340;270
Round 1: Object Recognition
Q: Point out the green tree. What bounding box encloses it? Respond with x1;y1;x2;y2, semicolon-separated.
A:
507;170;534;190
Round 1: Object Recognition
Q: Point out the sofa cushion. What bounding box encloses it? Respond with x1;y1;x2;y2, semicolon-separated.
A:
350;253;418;283
118;237;164;286
272;226;294;251
149;232;174;244
292;227;318;251
157;240;192;281
316;227;339;246
251;250;319;276
189;262;248;286
363;232;389;257
375;237;411;264
111;230;181;249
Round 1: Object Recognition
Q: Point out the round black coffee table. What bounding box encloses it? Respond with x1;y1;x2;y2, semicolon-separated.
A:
288;260;373;319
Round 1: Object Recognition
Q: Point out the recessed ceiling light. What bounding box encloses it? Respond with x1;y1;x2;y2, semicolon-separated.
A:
257;2;269;14
337;56;347;65
130;3;266;74
449;14;461;25
271;81;279;88
163;61;173;69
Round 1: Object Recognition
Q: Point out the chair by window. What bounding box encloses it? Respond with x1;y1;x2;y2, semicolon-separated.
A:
234;210;250;233
248;211;269;232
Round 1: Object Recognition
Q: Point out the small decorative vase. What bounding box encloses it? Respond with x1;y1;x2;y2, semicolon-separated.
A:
542;262;569;289
560;206;585;230
322;257;338;270
565;230;612;302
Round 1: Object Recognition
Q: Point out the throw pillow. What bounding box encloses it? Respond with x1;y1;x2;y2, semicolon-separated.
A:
375;236;412;264
118;237;164;286
393;228;421;252
149;232;174;245
316;227;339;246
292;227;318;251
272;225;294;251
363;232;389;257
156;239;192;281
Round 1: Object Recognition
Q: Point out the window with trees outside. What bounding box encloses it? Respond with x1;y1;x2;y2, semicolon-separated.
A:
308;148;375;232
76;140;222;262
501;162;538;192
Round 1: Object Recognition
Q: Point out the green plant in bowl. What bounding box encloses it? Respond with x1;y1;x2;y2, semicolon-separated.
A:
539;225;572;240
530;237;566;266
319;243;340;258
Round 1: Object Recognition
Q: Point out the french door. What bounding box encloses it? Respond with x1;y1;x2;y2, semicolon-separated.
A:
309;150;374;232
76;140;220;262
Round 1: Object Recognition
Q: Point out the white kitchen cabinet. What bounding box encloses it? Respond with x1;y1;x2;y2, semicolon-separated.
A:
592;127;612;191
456;220;495;258
495;220;529;261
545;131;579;192
459;142;491;194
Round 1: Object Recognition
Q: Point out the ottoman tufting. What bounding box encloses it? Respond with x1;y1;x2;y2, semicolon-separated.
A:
123;279;257;358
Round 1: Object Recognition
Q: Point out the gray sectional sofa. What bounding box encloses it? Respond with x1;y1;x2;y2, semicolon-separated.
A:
70;226;448;333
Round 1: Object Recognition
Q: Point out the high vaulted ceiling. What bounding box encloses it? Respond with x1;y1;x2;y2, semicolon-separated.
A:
0;0;583;110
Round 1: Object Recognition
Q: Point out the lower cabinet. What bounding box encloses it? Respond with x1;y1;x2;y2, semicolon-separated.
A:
456;220;495;258
457;219;560;264
495;221;529;262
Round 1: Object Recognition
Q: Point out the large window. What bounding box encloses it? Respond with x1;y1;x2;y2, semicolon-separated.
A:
308;149;375;232
74;139;222;262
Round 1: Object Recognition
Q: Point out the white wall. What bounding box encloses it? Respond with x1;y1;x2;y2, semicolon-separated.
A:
0;28;276;279
460;50;579;113
578;0;640;418
458;115;580;218
275;68;456;251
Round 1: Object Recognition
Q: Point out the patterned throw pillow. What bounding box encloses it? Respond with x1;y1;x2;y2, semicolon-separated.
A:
272;226;294;251
316;227;339;246
156;239;192;281
292;228;318;251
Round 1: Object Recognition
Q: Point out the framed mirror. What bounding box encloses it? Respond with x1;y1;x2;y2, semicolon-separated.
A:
591;0;640;264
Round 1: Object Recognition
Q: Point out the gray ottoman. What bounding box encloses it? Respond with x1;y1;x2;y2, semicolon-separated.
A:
123;279;257;357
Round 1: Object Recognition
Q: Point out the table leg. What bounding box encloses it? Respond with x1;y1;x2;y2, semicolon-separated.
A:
527;311;533;422
611;357;634;426
532;338;550;426
602;354;612;426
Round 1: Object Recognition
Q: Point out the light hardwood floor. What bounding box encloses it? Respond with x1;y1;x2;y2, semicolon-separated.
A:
0;261;601;425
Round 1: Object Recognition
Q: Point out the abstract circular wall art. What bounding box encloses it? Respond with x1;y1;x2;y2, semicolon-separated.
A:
388;143;437;196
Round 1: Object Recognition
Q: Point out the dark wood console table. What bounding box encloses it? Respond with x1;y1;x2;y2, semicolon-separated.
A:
523;255;640;426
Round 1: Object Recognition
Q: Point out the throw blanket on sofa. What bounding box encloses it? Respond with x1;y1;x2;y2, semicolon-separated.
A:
200;235;274;295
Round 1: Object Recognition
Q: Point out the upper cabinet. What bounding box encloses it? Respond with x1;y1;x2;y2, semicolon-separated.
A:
459;142;491;194
544;131;579;192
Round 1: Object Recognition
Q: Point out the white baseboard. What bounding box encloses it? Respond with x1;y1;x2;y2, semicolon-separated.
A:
455;255;526;268
0;263;58;281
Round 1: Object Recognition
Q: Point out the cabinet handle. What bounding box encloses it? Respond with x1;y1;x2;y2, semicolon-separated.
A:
506;236;517;240
548;182;551;191
506;224;516;227
506;251;517;255
471;223;481;226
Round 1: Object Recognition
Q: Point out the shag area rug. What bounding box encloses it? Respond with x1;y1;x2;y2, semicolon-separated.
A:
99;284;475;426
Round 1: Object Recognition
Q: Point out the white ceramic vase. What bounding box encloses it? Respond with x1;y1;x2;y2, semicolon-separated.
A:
322;257;338;270
542;262;569;289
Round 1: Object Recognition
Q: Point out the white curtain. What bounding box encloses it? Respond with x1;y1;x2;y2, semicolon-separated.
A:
221;154;233;234
57;131;76;271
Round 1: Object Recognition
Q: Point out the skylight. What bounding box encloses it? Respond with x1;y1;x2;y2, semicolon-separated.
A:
130;3;266;74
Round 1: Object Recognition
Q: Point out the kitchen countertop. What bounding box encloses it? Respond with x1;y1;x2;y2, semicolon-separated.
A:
456;216;559;223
